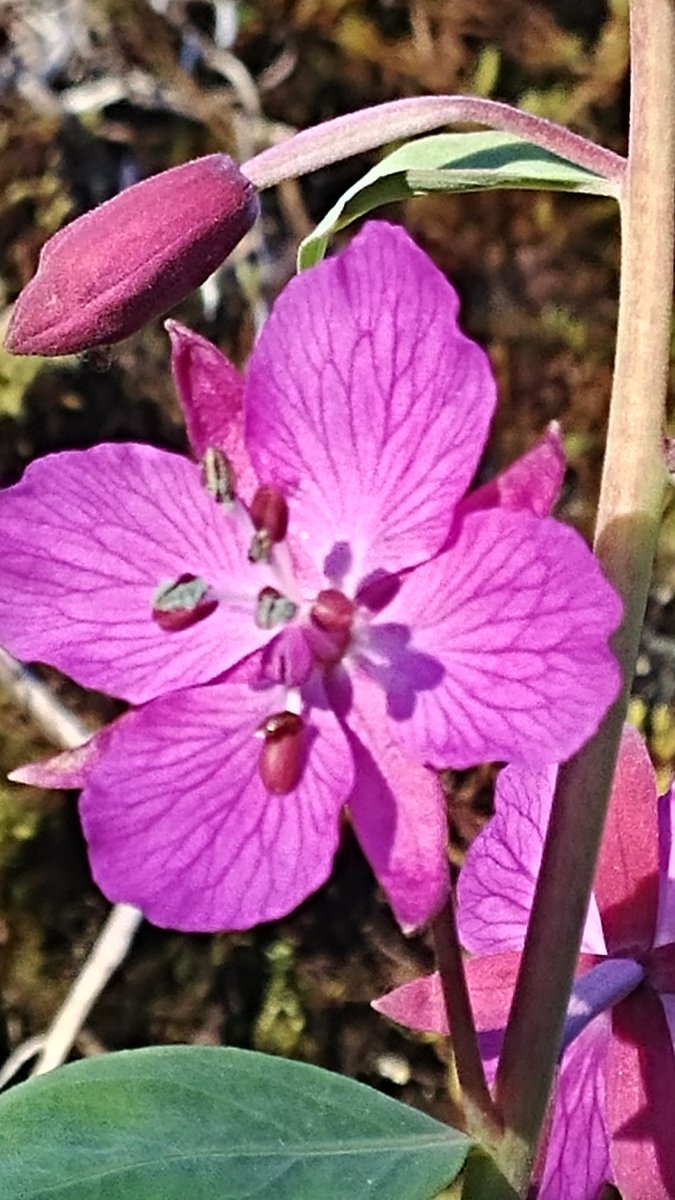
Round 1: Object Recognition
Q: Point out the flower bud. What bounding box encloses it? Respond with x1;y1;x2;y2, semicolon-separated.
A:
6;155;258;357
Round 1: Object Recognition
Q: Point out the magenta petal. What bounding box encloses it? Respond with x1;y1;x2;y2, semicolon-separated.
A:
374;973;449;1035
379;507;622;769
80;675;353;931
0;443;273;703
9;727;114;789
594;725;660;954
458;764;555;954
458;764;606;956
459;422;565;519
539;1013;613;1200
374;950;519;1085
656;782;675;947
344;671;449;933
607;988;675;1199
563;958;645;1052
245;222;496;585
166;321;258;503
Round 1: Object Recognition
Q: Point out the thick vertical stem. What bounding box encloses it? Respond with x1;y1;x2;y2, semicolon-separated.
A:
492;2;674;1193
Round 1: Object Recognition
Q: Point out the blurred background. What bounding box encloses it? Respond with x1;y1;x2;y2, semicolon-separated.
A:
0;0;672;1129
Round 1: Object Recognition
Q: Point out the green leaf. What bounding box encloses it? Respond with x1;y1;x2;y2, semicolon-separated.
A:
0;1045;471;1199
298;130;619;268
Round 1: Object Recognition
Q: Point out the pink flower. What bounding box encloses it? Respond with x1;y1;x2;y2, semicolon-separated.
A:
376;726;675;1199
5;155;258;357
2;222;621;933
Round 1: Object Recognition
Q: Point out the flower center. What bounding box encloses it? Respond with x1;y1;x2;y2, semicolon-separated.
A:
308;588;355;664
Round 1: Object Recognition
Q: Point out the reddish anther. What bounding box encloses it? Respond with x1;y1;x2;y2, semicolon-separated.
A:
311;588;354;633
152;573;217;632
249;485;289;544
256;711;305;794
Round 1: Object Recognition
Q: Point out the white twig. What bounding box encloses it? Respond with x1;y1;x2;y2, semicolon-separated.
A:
32;904;143;1077
0;648;89;749
0;646;142;1080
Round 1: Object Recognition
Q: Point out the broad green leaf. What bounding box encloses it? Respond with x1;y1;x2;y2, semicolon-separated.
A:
0;1045;471;1199
298;130;618;268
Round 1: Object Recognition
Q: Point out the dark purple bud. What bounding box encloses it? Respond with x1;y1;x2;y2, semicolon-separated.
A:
6;155;258;356
201;446;237;507
311;588;354;633
255;586;297;629
152;574;217;631
256;711;305;794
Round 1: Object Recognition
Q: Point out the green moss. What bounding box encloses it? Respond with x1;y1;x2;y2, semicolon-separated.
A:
253;939;306;1058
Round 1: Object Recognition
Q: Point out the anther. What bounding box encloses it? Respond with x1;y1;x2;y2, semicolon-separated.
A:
311;588;354;633
152;574;217;631
255;586;297;630
256;711;305;794
308;588;354;664
201;447;236;508
248;484;289;562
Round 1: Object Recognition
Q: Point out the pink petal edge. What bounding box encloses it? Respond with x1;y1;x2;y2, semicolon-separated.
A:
377;507;622;770
245;221;496;589
343;670;449;933
0;443;274;704
80;672;353;931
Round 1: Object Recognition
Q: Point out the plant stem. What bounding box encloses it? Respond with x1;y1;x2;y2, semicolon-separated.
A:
492;1;675;1193
242;96;625;190
431;898;501;1145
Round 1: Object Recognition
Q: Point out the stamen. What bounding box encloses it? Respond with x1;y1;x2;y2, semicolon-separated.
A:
152;574;217;631
309;588;354;664
256;710;305;794
248;484;289;562
255;586;297;629
201;447;236;508
311;588;354;632
248;530;273;563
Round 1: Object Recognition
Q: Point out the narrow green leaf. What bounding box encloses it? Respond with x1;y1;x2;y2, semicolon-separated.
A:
298;130;619;269
0;1045;471;1199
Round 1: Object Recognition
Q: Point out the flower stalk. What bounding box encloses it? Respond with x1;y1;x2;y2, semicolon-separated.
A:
243;95;625;191
491;0;675;1192
431;898;500;1144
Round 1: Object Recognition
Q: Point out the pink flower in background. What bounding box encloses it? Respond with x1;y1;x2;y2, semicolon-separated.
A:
376;726;675;1200
2;222;620;932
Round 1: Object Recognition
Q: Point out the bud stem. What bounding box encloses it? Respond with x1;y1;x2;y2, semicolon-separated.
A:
243;96;625;192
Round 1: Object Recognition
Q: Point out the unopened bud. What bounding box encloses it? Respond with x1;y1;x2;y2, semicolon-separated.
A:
6;155;258;356
256;711;305;794
201;447;237;507
152;574;217;631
